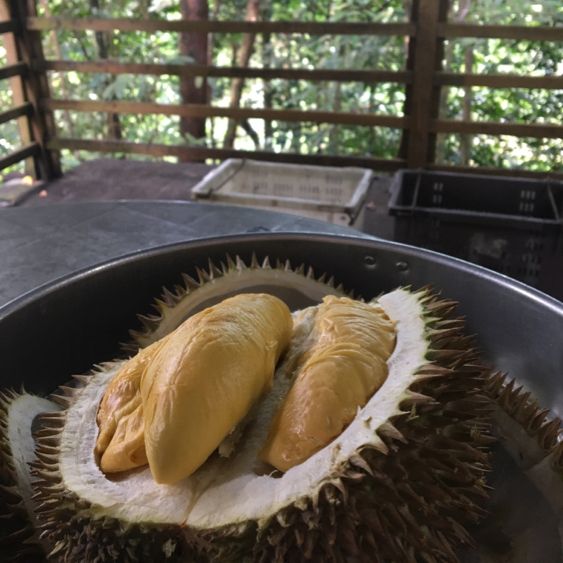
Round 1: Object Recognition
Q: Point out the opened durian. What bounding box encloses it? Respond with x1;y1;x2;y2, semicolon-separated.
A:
1;255;560;562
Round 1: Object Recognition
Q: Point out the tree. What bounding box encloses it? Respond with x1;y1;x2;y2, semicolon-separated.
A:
179;0;209;147
90;0;122;140
222;0;260;149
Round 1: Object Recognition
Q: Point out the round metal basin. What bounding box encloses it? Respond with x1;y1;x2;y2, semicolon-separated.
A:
1;232;562;561
1;232;561;413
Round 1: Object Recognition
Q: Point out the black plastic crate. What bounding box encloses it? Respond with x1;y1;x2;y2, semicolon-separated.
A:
388;170;563;299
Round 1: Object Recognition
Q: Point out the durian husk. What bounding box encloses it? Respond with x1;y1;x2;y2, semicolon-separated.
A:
216;292;494;563
485;372;563;514
30;373;204;562
127;254;348;351
31;288;494;563
0;390;58;561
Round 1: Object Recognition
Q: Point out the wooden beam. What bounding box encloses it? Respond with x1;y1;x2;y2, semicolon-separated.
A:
9;0;61;179
47;138;406;171
43;99;408;129
436;72;563;89
437;23;563;42
429;163;563;181
0;61;26;79
0;142;39;171
404;0;448;168
0;19;15;33
39;60;411;84
0;102;33;125
432;119;563;139
27;17;415;36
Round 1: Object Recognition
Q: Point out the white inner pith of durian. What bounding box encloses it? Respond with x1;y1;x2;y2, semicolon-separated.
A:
7;394;59;519
59;288;427;528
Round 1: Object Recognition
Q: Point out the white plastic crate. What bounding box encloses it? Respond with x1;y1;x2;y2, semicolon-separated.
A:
191;159;373;226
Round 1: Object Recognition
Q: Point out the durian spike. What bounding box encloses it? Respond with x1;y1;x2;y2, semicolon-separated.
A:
485;370;563;517
487;371;562;454
125;254;351;351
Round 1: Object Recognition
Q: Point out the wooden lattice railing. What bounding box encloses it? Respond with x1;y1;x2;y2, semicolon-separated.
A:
1;0;562;182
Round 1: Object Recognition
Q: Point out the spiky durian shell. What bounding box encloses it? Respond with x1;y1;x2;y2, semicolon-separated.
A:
32;289;493;563
486;372;562;465
31;371;203;563
208;292;494;563
485;372;563;515
0;390;58;561
127;254;349;351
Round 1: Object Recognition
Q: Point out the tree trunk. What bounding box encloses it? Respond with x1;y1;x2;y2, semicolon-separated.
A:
89;0;122;141
460;46;473;165
435;0;472;163
223;0;260;149
261;2;272;150
328;40;345;154
38;0;75;140
180;0;209;148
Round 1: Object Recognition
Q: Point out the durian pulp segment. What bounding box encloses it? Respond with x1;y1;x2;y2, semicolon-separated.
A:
260;295;396;472
5;393;59;519
135;260;347;347
58;288;428;530
141;293;293;484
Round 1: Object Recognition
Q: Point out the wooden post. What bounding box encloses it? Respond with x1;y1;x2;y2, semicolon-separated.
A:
9;0;61;179
401;0;449;169
0;0;34;176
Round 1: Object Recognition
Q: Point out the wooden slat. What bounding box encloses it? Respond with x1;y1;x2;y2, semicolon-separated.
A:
27;17;415;36
437;23;563;42
44;99;408;129
0;142;39;170
0;19;15;33
432;119;563;139
429;164;563;181
39;60;411;84
436;72;563;89
47;138;405;171
0;61;26;79
0;102;32;125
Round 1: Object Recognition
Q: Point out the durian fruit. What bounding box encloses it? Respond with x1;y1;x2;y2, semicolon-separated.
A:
0;390;58;561
29;285;493;562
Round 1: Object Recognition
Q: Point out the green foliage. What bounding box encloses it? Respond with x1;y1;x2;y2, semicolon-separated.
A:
1;0;561;175
439;1;562;172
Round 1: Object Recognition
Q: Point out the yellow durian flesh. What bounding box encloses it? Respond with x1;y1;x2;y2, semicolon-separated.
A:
260;295;396;472
96;292;292;484
141;293;292;484
95;339;166;473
